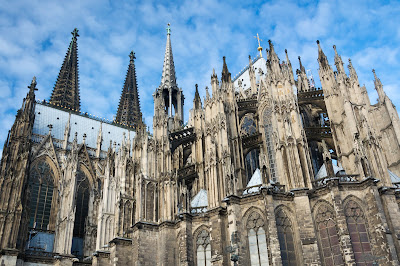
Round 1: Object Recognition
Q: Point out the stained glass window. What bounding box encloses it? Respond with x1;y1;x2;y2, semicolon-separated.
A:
315;204;343;266
241;116;257;136
29;160;55;230
263;108;277;182
196;230;211;266
246;212;269;266
344;200;373;265
275;209;297;266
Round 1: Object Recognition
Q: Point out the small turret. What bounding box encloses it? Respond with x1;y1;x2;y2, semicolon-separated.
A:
333;45;345;74
193;84;202;109
317;40;330;70
373;69;386;103
221;56;231;83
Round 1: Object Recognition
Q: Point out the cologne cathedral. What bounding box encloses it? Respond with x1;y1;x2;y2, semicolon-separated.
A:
1;25;400;266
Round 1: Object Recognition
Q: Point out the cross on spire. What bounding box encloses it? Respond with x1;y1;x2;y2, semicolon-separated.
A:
254;33;263;57
166;23;171;35
72;28;79;40
129;51;136;63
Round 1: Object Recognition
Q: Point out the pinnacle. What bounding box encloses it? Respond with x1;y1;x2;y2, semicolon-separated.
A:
160;23;177;89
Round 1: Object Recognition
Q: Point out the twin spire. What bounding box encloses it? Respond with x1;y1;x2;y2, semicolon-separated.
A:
50;28;80;111
115;51;142;128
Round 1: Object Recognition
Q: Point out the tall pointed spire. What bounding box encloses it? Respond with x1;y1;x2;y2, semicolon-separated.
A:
160;23;177;89
333;45;345;74
221;56;231;83
50;28;80;111
115;51;142;128
193;84;202;109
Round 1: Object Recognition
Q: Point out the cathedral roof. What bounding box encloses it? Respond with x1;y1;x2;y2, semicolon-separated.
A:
50;28;81;112
115;51;142;128
191;189;208;208
33;103;135;155
233;56;267;91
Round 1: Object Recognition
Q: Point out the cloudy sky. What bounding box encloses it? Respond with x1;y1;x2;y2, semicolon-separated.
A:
0;0;399;154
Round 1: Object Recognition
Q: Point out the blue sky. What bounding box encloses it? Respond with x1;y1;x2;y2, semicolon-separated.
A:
0;0;399;155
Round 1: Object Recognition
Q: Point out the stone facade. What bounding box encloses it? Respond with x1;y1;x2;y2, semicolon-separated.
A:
1;26;400;266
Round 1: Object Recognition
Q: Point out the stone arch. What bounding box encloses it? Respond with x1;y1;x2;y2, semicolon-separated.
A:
28;156;60;231
342;195;373;264
274;205;301;265
313;200;344;265
193;225;211;266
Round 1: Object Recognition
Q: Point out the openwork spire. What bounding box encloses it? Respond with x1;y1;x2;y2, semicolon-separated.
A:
50;28;80;111
160;23;177;89
115;51;142;128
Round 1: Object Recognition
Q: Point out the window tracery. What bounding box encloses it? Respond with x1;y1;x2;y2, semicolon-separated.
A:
240;114;257;136
28;160;55;230
275;209;297;266
315;204;343;266
246;212;269;266
344;200;373;264
196;229;211;266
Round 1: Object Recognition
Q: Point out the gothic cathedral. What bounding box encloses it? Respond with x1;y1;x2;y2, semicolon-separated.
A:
1;25;400;266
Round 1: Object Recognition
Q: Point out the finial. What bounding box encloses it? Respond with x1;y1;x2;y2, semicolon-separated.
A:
71;28;79;40
129;51;136;63
48;124;53;134
213;68;216;75
166;23;171;35
254;33;263;57
285;49;288;54
223;56;226;63
28;76;38;92
83;133;87;144
74;132;78;139
333;45;339;56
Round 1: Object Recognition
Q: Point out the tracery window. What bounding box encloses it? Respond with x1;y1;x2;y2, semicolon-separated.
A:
241;115;257;136
263;108;277;182
28;160;55;230
344;200;373;265
245;149;260;183
71;168;90;257
196;229;211;266
315;204;343;266
246;212;269;266
123;201;133;238
275;209;297;266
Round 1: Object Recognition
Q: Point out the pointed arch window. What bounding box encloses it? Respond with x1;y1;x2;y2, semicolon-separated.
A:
344;200;373;264
246;212;269;266
196;229;211;266
71;168;90;258
275;209;297;266
245;148;260;183
123;201;133;238
28;160;55;230
315;204;344;265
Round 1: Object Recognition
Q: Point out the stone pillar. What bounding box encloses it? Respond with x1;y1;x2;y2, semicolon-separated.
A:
262;190;283;266
178;213;194;266
292;189;321;265
132;222;159;265
208;207;228;266
158;221;177;265
92;251;111;266
224;196;240;266
109;237;133;266
380;190;400;262
0;248;18;266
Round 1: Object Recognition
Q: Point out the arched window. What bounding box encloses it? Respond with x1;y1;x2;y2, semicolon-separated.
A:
241;115;257;136
246;212;269;266
28;160;55;230
344;200;373;264
263;108;277;182
315;204;343;265
275;209;297;266
245;149;260;183
196;229;211;266
71;168;90;258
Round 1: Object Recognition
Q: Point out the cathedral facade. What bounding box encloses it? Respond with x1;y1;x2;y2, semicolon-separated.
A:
1;26;400;266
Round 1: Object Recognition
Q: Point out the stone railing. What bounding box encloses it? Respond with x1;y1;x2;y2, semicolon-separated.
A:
25;249;56;258
241;184;262;195
191;206;207;214
312;175;359;189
